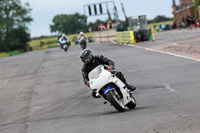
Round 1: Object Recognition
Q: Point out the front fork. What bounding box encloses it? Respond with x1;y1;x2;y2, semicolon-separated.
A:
113;89;121;99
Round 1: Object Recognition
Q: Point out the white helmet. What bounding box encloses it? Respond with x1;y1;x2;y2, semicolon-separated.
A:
80;32;83;35
62;33;66;37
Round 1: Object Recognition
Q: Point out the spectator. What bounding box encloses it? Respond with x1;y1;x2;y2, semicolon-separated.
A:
180;16;185;23
107;24;110;30
159;24;162;31
98;24;107;31
186;15;190;29
179;16;185;29
114;20;121;29
172;22;177;29
107;21;111;30
112;22;115;29
196;19;200;28
162;24;167;30
136;22;141;31
189;13;195;29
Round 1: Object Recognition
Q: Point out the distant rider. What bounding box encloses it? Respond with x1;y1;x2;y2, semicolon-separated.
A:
80;49;136;98
57;33;70;48
78;32;87;44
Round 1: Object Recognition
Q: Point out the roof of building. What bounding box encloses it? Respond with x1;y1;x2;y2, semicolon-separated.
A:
172;3;194;14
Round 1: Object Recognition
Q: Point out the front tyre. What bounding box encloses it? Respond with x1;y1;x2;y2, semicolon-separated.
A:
106;91;125;112
126;94;136;109
63;45;68;52
82;44;87;49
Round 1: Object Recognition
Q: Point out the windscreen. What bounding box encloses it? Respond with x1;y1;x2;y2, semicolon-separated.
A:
88;65;103;79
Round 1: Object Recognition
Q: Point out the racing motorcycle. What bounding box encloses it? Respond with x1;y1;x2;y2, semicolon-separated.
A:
58;39;70;52
79;37;87;50
88;65;136;112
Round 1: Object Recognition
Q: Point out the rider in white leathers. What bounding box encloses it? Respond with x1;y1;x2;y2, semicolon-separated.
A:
57;33;70;48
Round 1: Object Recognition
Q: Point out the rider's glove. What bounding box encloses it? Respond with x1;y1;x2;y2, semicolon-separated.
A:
57;43;60;45
108;66;114;70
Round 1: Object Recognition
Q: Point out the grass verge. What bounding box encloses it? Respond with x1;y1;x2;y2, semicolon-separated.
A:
148;20;173;28
29;32;95;50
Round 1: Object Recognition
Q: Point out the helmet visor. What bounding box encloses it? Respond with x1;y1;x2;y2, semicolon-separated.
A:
81;56;92;64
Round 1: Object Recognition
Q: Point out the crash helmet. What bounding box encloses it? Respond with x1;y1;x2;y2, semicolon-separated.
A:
62;33;66;37
80;49;94;64
80;32;83;35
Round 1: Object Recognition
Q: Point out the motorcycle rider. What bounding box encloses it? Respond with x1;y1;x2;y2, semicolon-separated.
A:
57;33;70;48
78;32;87;43
80;49;136;98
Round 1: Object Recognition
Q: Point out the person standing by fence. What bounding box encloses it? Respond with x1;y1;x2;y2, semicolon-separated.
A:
189;13;196;29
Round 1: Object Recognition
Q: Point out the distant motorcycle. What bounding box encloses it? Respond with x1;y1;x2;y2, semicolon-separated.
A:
88;65;136;112
79;37;87;50
58;39;70;52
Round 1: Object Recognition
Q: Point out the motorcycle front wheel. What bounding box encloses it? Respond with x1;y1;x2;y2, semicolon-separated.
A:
64;48;68;52
106;91;125;112
82;44;87;49
63;45;68;52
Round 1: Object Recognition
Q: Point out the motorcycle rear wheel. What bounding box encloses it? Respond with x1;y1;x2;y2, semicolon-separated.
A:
106;91;125;112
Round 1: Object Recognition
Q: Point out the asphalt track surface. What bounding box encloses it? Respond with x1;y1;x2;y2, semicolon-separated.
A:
1;31;200;133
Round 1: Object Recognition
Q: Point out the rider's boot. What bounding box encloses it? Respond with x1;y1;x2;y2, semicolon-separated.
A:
126;84;136;92
112;71;136;92
119;73;136;92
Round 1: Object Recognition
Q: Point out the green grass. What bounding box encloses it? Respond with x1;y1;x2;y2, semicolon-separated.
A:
0;52;9;57
7;50;20;54
148;20;173;28
29;36;57;47
29;32;95;50
0;50;20;57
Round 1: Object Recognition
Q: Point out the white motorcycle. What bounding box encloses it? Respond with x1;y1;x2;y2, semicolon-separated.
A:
58;38;70;52
79;36;87;50
88;65;136;112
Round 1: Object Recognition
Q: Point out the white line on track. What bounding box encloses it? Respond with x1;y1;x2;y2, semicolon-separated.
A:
34;107;42;110
112;42;200;92
128;44;177;92
162;83;175;92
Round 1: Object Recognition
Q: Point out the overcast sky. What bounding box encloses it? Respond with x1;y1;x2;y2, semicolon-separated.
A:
21;0;177;37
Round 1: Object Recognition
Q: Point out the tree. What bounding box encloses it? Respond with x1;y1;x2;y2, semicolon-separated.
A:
50;13;87;34
194;0;200;20
0;0;33;52
147;15;173;24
